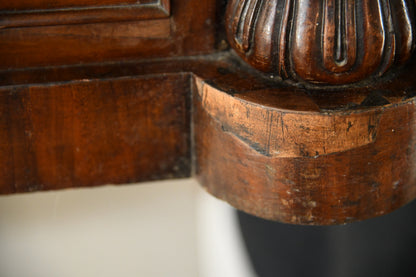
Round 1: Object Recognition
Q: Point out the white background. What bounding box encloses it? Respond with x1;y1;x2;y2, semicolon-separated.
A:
0;179;256;277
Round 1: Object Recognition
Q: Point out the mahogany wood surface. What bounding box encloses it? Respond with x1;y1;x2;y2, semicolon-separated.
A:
0;0;218;69
1;53;416;224
0;1;170;28
226;0;416;85
1;0;416;224
0;74;191;194
194;70;416;225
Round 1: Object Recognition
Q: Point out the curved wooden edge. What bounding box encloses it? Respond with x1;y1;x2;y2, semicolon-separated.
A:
1;52;416;225
193;75;416;225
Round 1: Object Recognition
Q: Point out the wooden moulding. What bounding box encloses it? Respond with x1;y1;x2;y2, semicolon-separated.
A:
0;0;170;28
1;53;416;225
193;55;416;225
1;0;416;226
0;0;217;70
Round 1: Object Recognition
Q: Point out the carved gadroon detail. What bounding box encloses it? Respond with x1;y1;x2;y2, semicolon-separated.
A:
226;0;416;85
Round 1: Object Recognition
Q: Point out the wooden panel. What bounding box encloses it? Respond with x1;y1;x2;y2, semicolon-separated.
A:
0;0;217;69
0;0;170;28
1;0;145;10
0;74;191;194
0;19;171;70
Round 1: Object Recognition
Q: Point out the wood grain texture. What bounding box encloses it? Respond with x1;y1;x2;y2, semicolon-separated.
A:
1;0;416;225
199;87;384;158
226;0;416;85
1;51;416;224
1;0;143;10
0;0;170;28
0;74;191;194
0;54;234;195
194;79;416;225
0;19;172;70
0;0;217;69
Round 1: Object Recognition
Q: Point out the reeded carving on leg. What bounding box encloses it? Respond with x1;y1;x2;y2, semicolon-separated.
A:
226;0;416;85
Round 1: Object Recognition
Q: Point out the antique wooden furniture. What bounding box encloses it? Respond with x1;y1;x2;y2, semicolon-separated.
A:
1;0;415;225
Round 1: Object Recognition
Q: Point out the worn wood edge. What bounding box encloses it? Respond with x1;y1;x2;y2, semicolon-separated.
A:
0;2;170;28
197;81;415;158
193;77;416;225
1;54;416;225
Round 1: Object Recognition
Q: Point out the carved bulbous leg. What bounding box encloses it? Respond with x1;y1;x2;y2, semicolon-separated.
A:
226;0;416;85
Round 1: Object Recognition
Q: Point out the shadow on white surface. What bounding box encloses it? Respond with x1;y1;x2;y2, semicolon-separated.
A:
0;179;256;277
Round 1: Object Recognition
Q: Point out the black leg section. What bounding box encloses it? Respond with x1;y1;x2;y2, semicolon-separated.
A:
238;200;416;277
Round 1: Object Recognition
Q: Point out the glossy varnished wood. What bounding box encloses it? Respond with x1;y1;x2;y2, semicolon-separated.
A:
226;0;416;85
